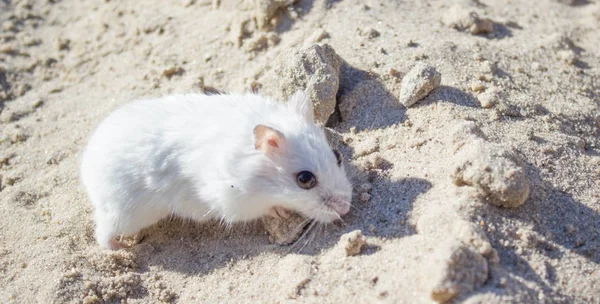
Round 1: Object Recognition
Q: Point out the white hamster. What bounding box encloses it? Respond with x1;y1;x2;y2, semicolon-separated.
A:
80;90;353;250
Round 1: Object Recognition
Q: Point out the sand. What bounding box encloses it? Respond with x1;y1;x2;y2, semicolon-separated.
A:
0;0;599;303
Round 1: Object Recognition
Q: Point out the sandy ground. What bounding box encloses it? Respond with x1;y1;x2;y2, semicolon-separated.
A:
1;0;599;303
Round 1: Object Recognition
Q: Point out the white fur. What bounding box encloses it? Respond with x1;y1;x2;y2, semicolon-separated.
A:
80;91;353;249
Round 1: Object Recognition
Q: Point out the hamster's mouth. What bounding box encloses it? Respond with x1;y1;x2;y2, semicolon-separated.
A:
304;196;350;223
297;195;351;223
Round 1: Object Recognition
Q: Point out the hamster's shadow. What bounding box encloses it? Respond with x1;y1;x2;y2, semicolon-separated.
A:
128;171;431;275
296;176;432;256
129;219;277;276
126;136;431;275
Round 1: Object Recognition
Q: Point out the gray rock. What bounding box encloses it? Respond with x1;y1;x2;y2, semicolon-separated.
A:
442;6;494;35
426;240;489;303
254;0;297;29
399;62;441;107
452;139;530;208
264;44;342;124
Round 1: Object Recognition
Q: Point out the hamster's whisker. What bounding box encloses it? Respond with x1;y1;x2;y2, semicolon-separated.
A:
342;200;356;207
282;218;312;253
288;218;312;241
329;209;345;224
296;227;315;253
341;199;358;208
291;220;318;253
290;220;315;249
296;238;309;253
347;203;362;213
306;224;318;247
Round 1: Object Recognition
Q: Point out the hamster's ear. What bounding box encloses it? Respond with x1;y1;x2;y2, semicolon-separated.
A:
254;125;286;156
288;90;314;122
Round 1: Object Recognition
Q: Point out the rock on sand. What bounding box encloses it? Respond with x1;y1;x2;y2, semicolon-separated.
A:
451;139;530;208
263;44;342;124
399;62;441;107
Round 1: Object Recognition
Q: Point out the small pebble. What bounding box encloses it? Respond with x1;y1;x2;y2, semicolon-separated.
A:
476;74;492;82
368;224;377;233
407;138;427;148
13;83;31;97
557;50;577;65
10;130;27;143
339;230;367;256
367;28;380;39
576;138;586;152
359;183;373;193
32;100;44;109
162;67;185;79
363;154;388;171
442;6;494;35
360;192;371;202
399;62;441;107
5;176;19;186
63;268;80;278
307;28;329;44
477;89;498;108
82;294;100;304
2;21;15;31
0;110;18;123
470;18;493;35
472;53;484;61
469;82;486;93
56;38;70;51
389;68;401;78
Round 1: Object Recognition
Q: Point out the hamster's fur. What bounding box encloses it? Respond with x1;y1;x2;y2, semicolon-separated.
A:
80;91;353;249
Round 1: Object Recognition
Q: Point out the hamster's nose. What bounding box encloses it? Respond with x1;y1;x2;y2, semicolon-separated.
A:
327;197;350;216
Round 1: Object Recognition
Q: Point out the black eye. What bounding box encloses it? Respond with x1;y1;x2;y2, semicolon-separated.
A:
332;149;343;166
296;171;317;190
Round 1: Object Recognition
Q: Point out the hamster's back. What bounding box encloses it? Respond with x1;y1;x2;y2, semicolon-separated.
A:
79;93;280;207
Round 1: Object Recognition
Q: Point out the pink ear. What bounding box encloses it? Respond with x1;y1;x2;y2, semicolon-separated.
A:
254;125;286;155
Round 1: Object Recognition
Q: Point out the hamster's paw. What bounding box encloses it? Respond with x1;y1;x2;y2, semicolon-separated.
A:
268;206;291;219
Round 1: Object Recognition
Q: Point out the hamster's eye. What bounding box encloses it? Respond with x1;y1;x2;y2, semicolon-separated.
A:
296;171;317;190
332;149;343;166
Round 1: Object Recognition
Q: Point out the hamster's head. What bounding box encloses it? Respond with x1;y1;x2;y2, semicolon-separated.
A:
251;91;353;223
